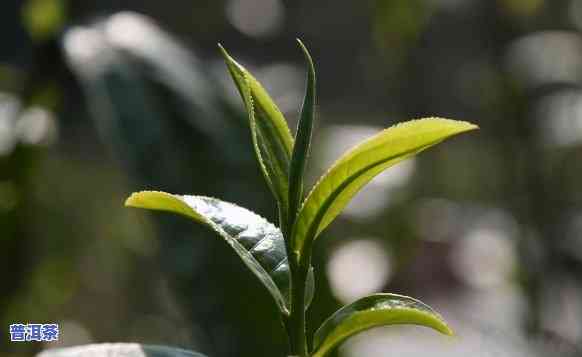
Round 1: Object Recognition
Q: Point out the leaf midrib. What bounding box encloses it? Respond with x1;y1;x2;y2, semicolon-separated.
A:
294;140;441;256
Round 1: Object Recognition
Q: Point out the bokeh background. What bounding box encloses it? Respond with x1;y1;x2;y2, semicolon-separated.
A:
2;0;582;356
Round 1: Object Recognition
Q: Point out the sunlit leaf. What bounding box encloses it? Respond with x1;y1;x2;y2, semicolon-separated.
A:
219;45;294;227
37;343;206;357
291;118;478;258
311;293;453;357
125;191;314;315
288;39;316;231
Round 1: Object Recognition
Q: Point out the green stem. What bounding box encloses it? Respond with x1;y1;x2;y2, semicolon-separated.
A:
287;255;309;356
279;205;289;240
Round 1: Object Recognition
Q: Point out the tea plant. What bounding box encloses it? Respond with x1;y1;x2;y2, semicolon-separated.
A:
41;41;477;357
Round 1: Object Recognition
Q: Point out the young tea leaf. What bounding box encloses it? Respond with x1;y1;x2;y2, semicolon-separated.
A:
125;191;314;315
291;118;478;259
288;39;316;232
37;343;207;357
311;294;453;357
218;45;294;227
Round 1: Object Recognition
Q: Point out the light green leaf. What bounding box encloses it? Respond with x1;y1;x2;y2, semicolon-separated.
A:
312;294;453;357
218;44;294;227
125;191;314;315
37;343;206;357
288;39;316;231
291;118;478;258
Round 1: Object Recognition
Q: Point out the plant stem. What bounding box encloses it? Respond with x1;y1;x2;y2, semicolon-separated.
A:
287;256;309;356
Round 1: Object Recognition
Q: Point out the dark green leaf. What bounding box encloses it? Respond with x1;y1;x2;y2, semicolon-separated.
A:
218;44;294;226
312;294;453;357
125;191;314;315
288;39;316;232
37;343;206;357
291;118;478;259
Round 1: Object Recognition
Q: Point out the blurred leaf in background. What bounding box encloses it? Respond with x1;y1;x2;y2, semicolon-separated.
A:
22;0;67;42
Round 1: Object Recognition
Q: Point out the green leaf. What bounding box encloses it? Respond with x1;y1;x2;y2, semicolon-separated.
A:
22;0;67;42
291;118;478;258
37;343;206;357
218;44;294;227
125;191;314;315
311;293;453;357
288;39;316;232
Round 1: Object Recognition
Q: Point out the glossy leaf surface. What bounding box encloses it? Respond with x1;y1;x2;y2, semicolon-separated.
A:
312;294;453;357
291;118;478;257
37;343;206;357
219;45;294;224
125;191;314;315
288;39;316;230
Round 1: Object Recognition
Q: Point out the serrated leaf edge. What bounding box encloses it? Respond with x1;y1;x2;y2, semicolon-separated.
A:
125;191;290;315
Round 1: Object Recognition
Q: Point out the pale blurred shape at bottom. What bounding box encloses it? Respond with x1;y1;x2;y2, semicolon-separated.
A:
327;239;392;304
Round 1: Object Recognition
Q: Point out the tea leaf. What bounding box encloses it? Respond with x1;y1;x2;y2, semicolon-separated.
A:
37;343;206;357
291;118;477;258
288;39;316;232
219;45;294;227
125;191;314;315
312;294;453;357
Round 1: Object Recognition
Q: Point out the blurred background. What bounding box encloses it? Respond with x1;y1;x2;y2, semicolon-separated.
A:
2;0;582;356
